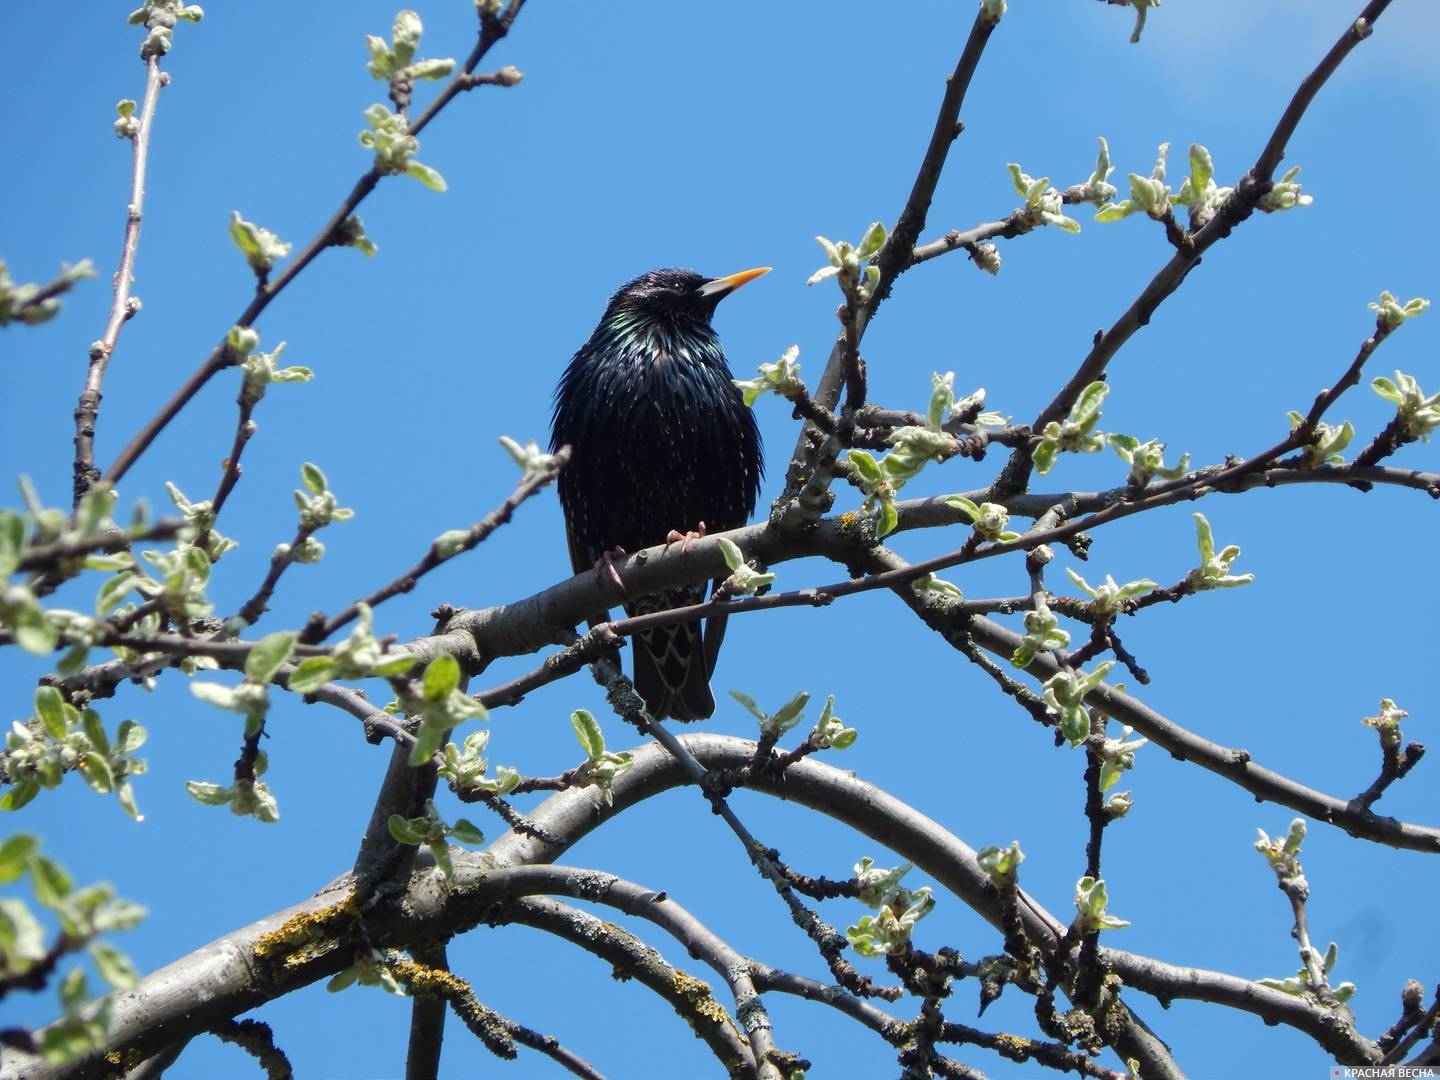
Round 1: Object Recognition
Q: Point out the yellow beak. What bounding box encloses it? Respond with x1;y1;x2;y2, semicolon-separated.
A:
697;266;772;298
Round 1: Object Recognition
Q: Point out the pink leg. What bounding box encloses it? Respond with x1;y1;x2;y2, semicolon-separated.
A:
665;521;707;555
591;546;627;593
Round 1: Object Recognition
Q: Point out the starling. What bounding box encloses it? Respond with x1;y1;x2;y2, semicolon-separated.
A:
550;267;767;720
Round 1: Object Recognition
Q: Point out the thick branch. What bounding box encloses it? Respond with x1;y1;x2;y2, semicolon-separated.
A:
492;896;752;1075
9;737;1387;1079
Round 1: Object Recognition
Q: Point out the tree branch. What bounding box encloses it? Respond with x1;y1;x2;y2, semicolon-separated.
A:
491;896;752;1076
10;736;1391;1079
307;447;567;644
970;617;1440;854
779;8;1001;523
997;0;1393;495
100;1;528;488
403;945;447;1080
73;56;167;505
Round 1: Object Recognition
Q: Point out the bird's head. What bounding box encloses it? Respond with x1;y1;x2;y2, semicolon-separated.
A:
603;266;771;327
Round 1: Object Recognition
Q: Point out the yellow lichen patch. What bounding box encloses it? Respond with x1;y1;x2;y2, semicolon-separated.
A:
672;970;732;1028
253;893;358;966
993;1031;1034;1061
389;955;470;999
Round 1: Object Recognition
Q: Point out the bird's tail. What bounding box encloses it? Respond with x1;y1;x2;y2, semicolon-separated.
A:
632;618;715;721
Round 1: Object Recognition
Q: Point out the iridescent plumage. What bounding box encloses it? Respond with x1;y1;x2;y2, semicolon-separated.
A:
550;268;766;719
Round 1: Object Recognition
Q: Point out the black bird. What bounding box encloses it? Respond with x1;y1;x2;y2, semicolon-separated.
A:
550;267;767;720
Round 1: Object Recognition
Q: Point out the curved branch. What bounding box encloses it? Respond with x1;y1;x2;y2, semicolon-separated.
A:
438;865;782;1078
8;736;1389;1079
491;896;753;1076
475;740;1366;1069
607;738;1379;1065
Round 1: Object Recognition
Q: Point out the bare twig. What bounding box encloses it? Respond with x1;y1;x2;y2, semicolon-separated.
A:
1248;1;1391;188
73;56;167;505
870;10;999;310
307;447;567;644
206;395;258;526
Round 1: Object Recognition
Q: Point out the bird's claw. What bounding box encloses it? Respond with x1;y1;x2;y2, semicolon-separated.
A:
665;521;707;556
592;547;627;594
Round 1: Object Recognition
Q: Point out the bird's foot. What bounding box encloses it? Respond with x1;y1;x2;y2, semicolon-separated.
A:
592;547;628;593
665;521;707;556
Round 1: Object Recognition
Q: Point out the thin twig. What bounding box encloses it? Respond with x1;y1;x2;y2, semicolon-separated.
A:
232;524;317;629
73;56;167;505
100;1;527;488
207;396;258;524
591;656;900;1005
18;520;183;575
998;0;1392;495
307;447;566;644
1247;1;1391;188
778;9;1001;523
870;9;999;310
908;185;1106;269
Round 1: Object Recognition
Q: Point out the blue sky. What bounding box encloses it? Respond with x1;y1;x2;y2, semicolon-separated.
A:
4;1;1439;1077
